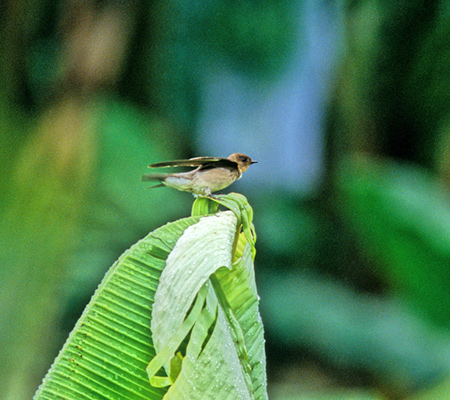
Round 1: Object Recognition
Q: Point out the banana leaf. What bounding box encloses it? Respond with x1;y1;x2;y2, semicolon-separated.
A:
34;194;267;400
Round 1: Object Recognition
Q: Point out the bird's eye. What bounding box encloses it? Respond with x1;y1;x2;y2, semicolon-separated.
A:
240;156;248;162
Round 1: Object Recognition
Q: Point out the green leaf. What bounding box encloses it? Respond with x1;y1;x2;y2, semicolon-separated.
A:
192;193;257;257
148;195;266;399
33;216;200;400
34;193;266;400
336;154;450;327
147;284;209;387
191;197;220;215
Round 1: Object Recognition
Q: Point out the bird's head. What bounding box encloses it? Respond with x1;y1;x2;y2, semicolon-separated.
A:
227;153;257;172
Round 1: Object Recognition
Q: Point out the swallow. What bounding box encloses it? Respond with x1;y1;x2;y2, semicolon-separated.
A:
142;153;257;196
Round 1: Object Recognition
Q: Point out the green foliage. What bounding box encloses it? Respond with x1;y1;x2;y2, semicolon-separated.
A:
34;216;200;400
336;154;450;328
410;375;450;400
0;96;189;400
199;0;295;77
271;392;382;400
34;194;267;400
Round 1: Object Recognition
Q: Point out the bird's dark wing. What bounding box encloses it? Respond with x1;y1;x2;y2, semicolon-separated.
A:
148;156;237;169
197;158;238;170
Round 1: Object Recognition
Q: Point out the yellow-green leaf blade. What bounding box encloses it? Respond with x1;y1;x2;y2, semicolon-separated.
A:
34;216;200;400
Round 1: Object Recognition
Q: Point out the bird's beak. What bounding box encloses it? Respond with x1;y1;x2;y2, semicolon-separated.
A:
251;160;258;164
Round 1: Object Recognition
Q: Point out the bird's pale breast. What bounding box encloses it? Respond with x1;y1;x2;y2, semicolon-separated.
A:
190;167;240;193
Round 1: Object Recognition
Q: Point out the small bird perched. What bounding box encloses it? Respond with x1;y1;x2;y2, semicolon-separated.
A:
142;153;257;196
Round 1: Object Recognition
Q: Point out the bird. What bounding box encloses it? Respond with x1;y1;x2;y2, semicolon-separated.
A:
142;153;257;196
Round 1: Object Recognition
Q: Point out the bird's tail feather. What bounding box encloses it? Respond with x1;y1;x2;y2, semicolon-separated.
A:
146;183;166;189
141;173;168;182
141;174;169;189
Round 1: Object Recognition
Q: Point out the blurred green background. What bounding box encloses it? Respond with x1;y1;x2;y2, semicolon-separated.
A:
2;0;450;399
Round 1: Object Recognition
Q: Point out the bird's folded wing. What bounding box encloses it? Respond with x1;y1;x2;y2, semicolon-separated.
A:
148;157;235;169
